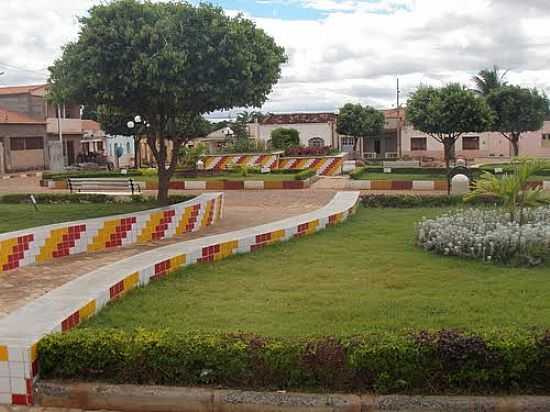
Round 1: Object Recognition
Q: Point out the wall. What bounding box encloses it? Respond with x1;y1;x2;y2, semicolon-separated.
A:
0;193;223;274
253;123;336;147
278;155;344;176
0;125;48;172
0;191;359;406
201;153;280;170
106;135;135;168
401;121;550;161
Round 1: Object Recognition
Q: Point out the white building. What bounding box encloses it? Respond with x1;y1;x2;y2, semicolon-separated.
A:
249;113;338;148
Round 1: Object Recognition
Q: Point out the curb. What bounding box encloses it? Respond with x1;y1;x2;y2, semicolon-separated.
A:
36;382;550;412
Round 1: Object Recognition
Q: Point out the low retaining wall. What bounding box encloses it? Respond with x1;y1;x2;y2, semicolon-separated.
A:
278;154;344;176
144;177;318;190
0;193;223;274
199;152;345;176
348;180;449;191
36;381;550;412
201;153;281;170
0;191;359;406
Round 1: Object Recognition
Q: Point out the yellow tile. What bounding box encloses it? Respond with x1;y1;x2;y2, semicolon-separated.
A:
123;272;139;291
0;345;8;361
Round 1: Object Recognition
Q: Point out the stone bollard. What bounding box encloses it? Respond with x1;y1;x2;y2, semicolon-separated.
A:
451;173;470;195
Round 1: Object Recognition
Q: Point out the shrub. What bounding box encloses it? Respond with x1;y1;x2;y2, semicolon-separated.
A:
38;328;550;394
416;207;550;266
270;168;307;175
349;167;366;180
43;170;143;181
270;128;300;150
285;146;331;157
294;169;316;181
0;193;194;205
220;139;267;154
360;194;500;208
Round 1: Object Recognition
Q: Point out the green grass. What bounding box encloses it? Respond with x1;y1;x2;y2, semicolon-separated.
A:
357;172;550;181
137;173;299;182
83;207;550;337
0;202;160;233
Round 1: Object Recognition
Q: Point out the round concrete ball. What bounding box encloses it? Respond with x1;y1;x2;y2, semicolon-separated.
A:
451;173;470;194
456;158;466;167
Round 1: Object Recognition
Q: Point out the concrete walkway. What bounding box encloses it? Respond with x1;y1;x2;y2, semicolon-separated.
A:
0;190;334;318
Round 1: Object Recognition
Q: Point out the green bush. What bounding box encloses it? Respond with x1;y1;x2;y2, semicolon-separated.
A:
349;167;366;180
43;170;144;181
270;128;300;150
270;169;306;175
361;194;501;208
0;193;194;205
294;169;316;181
38;328;550;394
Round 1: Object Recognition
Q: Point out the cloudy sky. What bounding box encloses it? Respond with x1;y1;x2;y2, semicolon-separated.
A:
1;0;550;118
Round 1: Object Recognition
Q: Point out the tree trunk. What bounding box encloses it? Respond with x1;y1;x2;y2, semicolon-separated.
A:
134;136;141;169
444;141;453;195
157;168;170;205
511;135;520;157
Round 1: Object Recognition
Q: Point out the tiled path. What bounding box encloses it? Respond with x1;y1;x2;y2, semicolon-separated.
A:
0;190;334;318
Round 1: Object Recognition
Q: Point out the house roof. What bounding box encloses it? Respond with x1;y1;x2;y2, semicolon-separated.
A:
0;84;47;97
0;105;46;124
82;119;102;131
260;112;337;125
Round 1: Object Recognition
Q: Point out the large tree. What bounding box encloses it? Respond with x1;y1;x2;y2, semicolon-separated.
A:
49;0;286;203
336;103;385;153
486;86;547;157
406;83;493;173
472;65;508;96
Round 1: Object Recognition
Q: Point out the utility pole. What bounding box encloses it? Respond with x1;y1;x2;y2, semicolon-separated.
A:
396;77;402;158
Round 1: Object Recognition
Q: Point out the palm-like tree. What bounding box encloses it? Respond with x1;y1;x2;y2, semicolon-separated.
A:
472;65;508;96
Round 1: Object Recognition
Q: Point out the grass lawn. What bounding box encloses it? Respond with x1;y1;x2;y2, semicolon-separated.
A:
137;173;300;182
0;202;160;233
82;206;550;337
357;172;550;181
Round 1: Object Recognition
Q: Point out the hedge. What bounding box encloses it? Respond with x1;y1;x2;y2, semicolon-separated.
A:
42;170;143;181
349;167;366;180
0;193;194;205
361;194;501;208
294;169;316;181
38;328;550;394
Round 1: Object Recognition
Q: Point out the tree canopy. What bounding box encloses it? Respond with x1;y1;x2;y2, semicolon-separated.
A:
336;103;385;151
486;86;547;156
472;65;508;96
48;0;286;202
270;128;300;150
407;83;493;170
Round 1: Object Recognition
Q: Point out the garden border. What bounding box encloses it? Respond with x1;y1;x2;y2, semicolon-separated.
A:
347;179;449;191
0;191;359;406
0;193;223;274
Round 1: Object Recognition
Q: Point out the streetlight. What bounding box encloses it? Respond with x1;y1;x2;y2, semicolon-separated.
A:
127;115;150;168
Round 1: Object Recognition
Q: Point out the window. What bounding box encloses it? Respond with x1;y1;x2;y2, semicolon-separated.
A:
543;134;550;147
308;137;323;147
411;137;427;151
462;136;480;150
341;136;355;146
10;137;43;151
126;142;131;153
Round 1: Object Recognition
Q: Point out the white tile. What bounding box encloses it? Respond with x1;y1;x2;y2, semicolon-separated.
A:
0;377;10;393
7;362;25;378
10;377;26;394
7;348;23;363
0;362;9;378
412;180;434;191
0;393;11;404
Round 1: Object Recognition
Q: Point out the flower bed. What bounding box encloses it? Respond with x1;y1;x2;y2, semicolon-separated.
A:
417;207;550;266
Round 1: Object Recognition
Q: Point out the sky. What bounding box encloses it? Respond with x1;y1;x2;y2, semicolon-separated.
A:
1;0;550;119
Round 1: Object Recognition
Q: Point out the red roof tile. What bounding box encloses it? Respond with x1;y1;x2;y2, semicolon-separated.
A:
0;105;46;124
261;112;337;125
82;120;102;131
0;84;47;97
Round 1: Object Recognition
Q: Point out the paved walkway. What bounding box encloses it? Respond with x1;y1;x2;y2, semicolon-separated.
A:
0;190;334;318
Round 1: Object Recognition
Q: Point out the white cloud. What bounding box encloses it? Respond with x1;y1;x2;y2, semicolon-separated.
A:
1;0;549;115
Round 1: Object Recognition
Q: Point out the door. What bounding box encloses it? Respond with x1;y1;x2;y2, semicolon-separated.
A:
374;139;381;155
340;136;355;153
65;140;75;165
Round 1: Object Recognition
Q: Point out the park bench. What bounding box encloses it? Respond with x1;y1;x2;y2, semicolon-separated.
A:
382;160;420;168
67;177;144;195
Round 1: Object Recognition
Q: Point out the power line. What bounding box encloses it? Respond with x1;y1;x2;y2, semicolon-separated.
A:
0;61;49;75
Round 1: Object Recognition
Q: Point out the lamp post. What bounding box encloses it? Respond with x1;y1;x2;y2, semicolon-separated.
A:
127;115;150;168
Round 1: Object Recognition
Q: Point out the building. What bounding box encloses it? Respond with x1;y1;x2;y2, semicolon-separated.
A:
106;135;135;168
0;106;47;172
0;84;86;172
250;113;338;148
